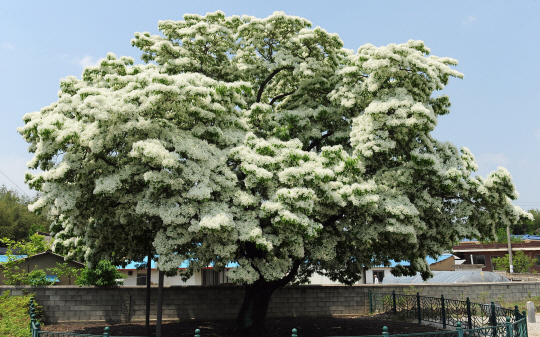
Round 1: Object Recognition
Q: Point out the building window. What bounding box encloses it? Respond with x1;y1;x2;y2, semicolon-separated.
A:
202;269;231;285
137;273;146;286
128;271;133;276
373;270;384;283
473;255;486;266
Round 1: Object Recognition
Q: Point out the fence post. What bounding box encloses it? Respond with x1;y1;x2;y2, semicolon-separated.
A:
417;292;421;324
467;297;472;329
514;305;520;321
194;328;201;337
369;289;373;314
393;290;397;315
456;322;463;337
441;295;446;329
29;301;35;332
491;301;497;327
292;328;298;337
523;311;527;335
382;326;389;337
34;322;41;337
505;317;513;337
103;326;110;337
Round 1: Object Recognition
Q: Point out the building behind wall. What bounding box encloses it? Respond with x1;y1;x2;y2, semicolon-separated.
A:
452;236;540;273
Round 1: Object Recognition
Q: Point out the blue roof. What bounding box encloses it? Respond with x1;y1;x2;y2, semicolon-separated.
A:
117;257;238;270
373;254;453;268
0;255;27;263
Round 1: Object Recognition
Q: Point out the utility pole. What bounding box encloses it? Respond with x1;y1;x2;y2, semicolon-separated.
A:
507;225;513;273
146;250;152;336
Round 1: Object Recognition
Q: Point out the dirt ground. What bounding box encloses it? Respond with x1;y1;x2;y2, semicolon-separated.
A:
41;314;443;337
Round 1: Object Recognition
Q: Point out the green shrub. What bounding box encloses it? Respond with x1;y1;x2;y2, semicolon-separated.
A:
0;290;39;337
75;260;125;286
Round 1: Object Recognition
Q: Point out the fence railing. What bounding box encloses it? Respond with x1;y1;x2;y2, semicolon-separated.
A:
369;290;528;337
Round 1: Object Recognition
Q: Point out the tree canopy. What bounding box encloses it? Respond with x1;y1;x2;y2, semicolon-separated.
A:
0;185;49;243
18;11;531;333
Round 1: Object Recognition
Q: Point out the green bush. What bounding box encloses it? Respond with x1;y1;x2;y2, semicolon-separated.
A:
75;260;125;286
0;290;39;337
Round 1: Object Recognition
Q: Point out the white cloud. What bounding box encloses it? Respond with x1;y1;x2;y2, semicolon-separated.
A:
1;42;15;50
462;15;476;25
477;153;509;168
78;55;99;68
60;54;100;69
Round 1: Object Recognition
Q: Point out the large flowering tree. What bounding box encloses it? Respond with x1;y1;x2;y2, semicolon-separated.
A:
19;11;530;334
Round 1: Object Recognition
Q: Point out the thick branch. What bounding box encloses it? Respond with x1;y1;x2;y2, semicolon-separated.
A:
256;67;294;103
306;131;334;152
269;89;296;105
275;259;302;287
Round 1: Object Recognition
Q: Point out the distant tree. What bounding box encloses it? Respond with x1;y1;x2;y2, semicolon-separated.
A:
0;185;49;243
28;223;48;237
481;227;524;244
492;250;537;273
75;260;125;286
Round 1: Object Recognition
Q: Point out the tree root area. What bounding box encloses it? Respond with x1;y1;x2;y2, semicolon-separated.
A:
42;315;444;336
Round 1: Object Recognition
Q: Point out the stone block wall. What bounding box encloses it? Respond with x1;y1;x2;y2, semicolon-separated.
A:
2;282;539;323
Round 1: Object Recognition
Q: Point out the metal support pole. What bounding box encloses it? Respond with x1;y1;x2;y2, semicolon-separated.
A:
393;290;397;315
506;317;513;337
441;295;446;329
292;328;298;337
456;322;463;337
382;326;389;337
417;292;421;324
156;269;165;337
369;289;373;314
467;297;472;329
145;250;152;336
507;225;514;273
491;301;497;327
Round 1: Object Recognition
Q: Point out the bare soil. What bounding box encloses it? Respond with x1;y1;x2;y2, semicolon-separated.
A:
41;314;444;337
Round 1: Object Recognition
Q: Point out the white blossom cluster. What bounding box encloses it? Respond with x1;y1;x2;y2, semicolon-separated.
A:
19;12;530;284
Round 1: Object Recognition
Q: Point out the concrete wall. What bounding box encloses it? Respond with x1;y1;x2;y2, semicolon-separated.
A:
4;282;540;324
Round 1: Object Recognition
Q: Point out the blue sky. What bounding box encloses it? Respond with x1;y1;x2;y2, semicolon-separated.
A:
1;1;539;210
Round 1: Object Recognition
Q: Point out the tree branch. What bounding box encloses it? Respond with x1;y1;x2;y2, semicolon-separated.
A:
275;259;302;287
256;67;294;103
306;131;334;152
269;89;296;105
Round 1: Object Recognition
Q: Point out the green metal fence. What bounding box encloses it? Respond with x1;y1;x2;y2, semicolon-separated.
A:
369;290;528;337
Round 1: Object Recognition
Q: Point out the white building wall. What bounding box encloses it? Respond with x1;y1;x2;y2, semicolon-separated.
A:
119;269;202;286
365;267;393;284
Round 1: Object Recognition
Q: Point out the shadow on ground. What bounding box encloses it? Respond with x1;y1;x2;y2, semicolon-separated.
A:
43;315;444;337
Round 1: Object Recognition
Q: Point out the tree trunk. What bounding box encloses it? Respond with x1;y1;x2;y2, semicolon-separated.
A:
226;279;279;335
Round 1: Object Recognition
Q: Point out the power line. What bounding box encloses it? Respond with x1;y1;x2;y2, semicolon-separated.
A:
0;169;30;198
